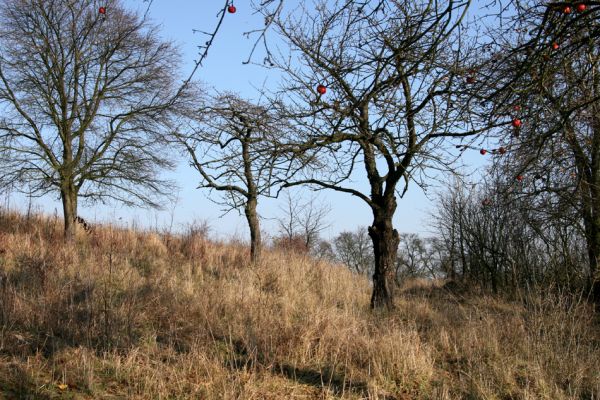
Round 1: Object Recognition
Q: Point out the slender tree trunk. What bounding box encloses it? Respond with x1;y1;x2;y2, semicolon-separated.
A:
583;212;600;302
245;197;261;263
592;227;600;303
369;204;400;310
589;162;600;302
569;117;600;302
577;153;600;302
449;225;457;281
61;184;78;242
458;212;468;282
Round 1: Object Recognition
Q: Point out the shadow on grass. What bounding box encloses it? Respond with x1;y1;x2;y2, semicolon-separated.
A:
217;335;399;398
276;363;370;395
0;363;52;400
400;279;474;302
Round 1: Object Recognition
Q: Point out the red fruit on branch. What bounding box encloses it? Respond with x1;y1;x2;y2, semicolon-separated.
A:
552;42;559;50
480;149;487;155
563;6;572;13
99;6;106;14
316;84;327;95
498;147;506;154
516;175;524;182
577;4;587;12
512;118;522;128
513;105;521;111
227;5;236;13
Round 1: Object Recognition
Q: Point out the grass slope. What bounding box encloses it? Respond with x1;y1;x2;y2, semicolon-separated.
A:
0;210;598;399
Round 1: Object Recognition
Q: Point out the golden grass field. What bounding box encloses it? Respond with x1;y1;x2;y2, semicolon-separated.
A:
0;210;598;399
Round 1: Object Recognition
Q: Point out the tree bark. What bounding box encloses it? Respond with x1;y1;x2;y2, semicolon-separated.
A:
583;211;600;302
61;184;78;242
369;206;400;310
245;197;261;264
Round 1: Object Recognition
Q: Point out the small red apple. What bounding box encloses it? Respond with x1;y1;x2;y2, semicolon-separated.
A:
316;84;327;95
227;4;236;13
99;6;106;14
480;149;487;155
512;118;522;128
577;4;587;12
513;105;521;111
552;42;559;50
563;6;572;13
516;175;524;182
499;147;506;154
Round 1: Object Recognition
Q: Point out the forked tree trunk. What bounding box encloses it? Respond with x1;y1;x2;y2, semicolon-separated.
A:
60;184;78;242
369;207;400;310
245;197;262;263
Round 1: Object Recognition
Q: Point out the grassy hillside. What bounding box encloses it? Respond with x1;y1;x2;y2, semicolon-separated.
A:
0;210;598;399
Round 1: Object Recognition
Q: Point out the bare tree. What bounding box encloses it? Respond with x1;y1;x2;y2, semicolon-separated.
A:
433;171;589;294
176;93;293;263
333;227;373;276
275;191;331;252
395;234;438;281
311;238;337;262
477;0;600;299
433;177;473;282
272;0;491;308
0;0;182;240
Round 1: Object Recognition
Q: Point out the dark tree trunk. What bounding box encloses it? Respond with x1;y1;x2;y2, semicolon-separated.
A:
245;197;261;263
583;212;600;302
569;119;600;302
61;184;78;242
591;248;600;304
577;151;600;302
369;205;400;310
589;170;600;303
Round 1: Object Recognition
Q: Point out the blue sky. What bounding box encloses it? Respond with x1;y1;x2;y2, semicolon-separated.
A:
6;0;490;241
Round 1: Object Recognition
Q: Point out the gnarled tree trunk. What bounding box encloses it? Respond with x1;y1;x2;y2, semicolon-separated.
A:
369;200;400;310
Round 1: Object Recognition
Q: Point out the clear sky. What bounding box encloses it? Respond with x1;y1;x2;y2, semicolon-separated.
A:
5;0;490;241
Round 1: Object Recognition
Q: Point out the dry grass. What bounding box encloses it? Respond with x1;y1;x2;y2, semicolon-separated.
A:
0;209;598;399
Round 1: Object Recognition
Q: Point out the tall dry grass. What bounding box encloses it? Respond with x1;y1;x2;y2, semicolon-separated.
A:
0;209;598;399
